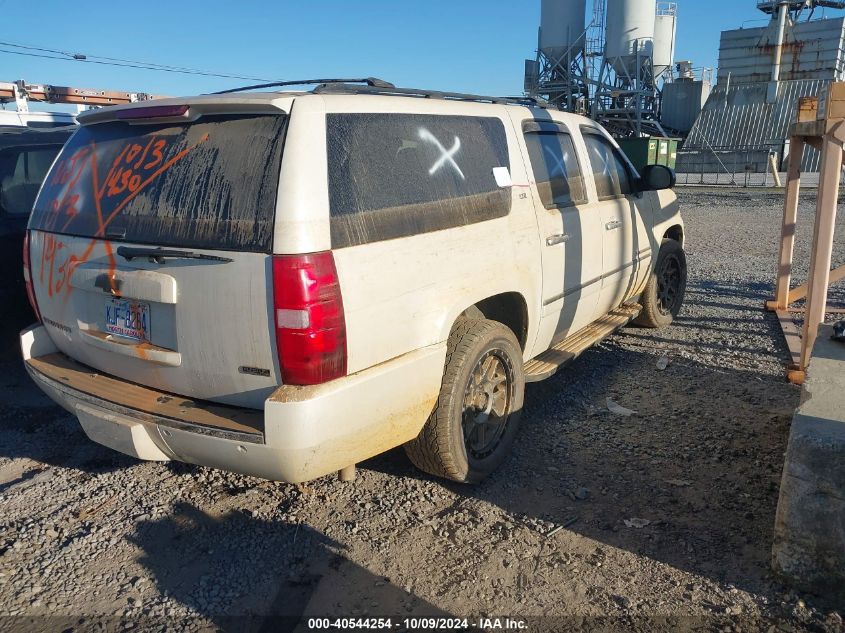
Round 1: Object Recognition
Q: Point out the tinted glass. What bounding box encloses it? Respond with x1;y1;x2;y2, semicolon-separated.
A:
524;131;586;208
0;147;62;217
582;132;632;199
30;114;286;252
28;148;59;180
327;113;511;248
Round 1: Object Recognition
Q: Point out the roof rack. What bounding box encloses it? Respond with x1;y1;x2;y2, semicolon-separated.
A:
212;77;395;95
0;80;165;107
212;77;553;109
312;83;554;108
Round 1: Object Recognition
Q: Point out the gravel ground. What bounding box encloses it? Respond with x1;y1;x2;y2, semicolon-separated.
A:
1;188;844;632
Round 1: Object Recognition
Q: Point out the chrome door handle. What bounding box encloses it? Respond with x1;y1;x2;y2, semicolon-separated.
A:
546;234;570;246
605;220;623;231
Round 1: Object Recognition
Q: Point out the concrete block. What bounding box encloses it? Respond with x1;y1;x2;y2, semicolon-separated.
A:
773;325;845;602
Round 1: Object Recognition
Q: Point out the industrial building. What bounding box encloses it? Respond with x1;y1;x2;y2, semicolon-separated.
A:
529;0;845;175
678;0;845;175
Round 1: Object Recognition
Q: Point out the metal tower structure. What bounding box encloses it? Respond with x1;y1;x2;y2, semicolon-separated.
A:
592;0;669;137
526;0;670;137
592;54;659;135
525;1;591;113
757;0;845;18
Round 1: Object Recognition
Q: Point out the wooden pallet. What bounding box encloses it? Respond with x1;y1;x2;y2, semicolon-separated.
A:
524;303;642;383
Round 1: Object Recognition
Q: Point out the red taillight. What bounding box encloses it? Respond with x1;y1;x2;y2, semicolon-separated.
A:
272;252;347;386
22;232;42;323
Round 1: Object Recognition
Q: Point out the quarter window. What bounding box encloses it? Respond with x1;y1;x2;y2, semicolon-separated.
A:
523;131;586;208
327;113;511;248
582;131;633;200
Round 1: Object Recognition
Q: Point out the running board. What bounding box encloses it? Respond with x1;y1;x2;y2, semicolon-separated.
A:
524;303;642;383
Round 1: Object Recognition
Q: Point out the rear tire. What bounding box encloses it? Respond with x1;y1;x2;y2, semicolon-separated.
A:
634;239;687;328
404;319;525;483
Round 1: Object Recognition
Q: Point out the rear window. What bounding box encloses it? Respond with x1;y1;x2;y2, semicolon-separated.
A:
327;113;511;248
30;113;287;252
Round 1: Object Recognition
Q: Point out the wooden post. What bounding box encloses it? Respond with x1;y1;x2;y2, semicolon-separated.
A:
799;126;843;370
768;92;845;381
773;137;804;311
769;153;783;188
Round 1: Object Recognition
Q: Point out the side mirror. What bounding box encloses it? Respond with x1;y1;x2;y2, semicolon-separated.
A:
639;164;676;191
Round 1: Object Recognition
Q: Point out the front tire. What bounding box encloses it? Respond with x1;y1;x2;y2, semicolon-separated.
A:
404;319;525;483
634;239;687;328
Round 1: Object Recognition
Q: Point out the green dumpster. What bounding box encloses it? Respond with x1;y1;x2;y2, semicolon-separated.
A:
617;137;679;171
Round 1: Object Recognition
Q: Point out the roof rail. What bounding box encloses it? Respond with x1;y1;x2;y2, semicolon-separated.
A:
497;95;554;109
212;77;395;95
312;83;554;109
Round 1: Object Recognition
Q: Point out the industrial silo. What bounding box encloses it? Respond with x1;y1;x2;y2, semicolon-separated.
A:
653;2;677;82
540;0;587;62
605;0;657;76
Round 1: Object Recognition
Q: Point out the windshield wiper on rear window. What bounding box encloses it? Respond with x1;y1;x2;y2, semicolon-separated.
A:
116;246;234;264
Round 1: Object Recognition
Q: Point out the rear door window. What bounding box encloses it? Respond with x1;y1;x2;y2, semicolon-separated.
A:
30;114;287;252
0;146;63;217
582;130;633;200
523;129;586;208
327;113;511;248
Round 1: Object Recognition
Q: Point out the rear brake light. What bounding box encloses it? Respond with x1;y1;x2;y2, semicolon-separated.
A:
116;104;189;120
22;232;42;323
272;252;347;385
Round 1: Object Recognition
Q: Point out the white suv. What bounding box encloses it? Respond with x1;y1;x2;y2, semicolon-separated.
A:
20;79;686;484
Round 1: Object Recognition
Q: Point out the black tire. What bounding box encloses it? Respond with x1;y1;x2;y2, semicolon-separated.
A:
634;239;687;328
404;319;525;484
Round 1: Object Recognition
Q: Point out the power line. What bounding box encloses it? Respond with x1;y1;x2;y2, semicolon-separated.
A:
0;40;266;76
0;40;275;82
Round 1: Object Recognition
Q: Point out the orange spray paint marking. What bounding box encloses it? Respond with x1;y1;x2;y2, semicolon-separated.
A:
55;255;77;295
96;138;208;237
133;137;155;170
40;235;65;298
143;139;167;170
40;131;210;303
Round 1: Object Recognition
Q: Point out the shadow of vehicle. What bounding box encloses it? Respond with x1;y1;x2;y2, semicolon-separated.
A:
125;503;453;631
364;309;800;606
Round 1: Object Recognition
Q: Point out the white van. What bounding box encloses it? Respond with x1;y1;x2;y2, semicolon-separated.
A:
20;79;686;484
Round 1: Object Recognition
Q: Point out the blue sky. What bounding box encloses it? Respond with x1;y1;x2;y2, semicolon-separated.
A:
1;0;843;102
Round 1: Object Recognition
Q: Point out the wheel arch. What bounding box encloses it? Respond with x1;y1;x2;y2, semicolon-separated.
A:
458;292;530;351
663;224;684;247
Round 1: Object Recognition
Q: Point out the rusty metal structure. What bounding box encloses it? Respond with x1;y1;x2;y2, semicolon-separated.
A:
678;1;845;175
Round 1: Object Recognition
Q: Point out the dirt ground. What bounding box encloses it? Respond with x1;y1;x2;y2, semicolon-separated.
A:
1;188;844;633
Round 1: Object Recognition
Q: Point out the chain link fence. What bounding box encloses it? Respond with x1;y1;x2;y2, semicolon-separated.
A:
675;146;783;187
674;144;843;188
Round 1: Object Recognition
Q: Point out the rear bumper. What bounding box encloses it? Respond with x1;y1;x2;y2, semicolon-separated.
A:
21;325;446;483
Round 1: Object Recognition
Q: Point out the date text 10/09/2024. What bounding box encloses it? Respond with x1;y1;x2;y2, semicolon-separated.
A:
306;618;529;631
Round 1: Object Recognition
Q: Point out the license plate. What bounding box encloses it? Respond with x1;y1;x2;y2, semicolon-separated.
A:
104;298;151;342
